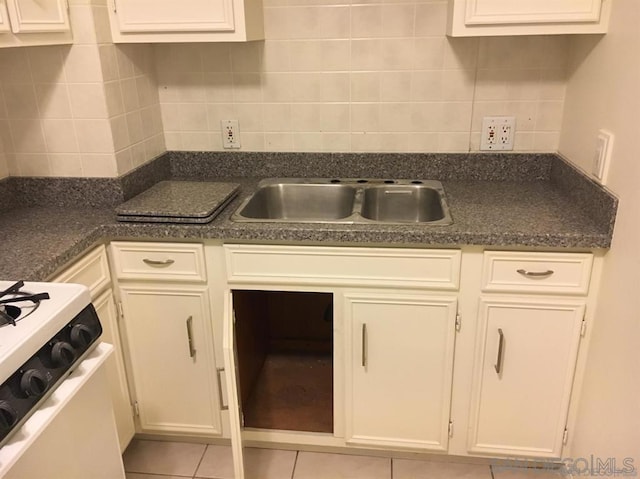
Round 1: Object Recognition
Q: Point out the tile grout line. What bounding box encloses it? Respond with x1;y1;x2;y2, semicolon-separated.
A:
290;450;300;479
191;443;209;479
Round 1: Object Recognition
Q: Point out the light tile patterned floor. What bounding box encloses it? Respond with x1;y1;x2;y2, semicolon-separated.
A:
123;439;565;479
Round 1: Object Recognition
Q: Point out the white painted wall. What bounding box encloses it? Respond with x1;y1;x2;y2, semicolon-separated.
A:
559;0;640;474
0;133;8;179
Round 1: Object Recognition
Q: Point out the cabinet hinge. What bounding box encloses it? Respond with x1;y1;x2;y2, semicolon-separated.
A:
455;312;461;332
580;319;587;337
133;401;140;417
563;428;569;445
448;420;454;437
241;412;245;427
116;301;124;320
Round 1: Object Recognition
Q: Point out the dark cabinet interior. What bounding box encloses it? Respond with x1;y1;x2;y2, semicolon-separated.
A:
232;290;333;434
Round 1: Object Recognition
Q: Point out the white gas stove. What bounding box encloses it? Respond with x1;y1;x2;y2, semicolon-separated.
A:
0;280;102;446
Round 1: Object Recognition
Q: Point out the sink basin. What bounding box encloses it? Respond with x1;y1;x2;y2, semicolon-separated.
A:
361;185;446;223
232;178;452;225
236;182;356;221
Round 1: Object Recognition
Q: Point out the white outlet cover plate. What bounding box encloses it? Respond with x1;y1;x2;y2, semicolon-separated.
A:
221;119;241;149
480;116;515;151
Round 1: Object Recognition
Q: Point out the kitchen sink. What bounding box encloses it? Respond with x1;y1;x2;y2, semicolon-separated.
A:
232;178;453;225
235;183;356;221
361;185;447;222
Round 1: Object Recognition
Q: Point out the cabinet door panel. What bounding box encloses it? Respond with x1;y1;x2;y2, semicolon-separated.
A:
5;0;70;33
465;0;603;24
114;0;234;33
0;1;11;32
94;290;135;452
222;291;246;479
468;298;584;458
120;286;222;435
345;293;457;451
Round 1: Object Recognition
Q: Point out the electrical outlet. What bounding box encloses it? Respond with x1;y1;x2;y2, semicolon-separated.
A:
480;116;515;151
221;120;241;149
592;129;613;184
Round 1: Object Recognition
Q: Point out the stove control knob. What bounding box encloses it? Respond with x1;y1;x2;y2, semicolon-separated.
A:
51;341;77;367
0;401;17;432
70;324;94;348
20;370;49;398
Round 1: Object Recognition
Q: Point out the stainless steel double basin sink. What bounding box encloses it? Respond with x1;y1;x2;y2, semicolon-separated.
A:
231;178;453;225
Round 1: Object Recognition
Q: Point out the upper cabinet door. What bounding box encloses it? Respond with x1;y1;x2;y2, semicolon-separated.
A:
4;0;70;33
114;0;234;33
108;0;264;43
447;0;610;36
0;1;11;32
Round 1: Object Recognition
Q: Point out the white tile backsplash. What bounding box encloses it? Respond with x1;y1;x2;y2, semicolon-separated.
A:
152;1;568;153
0;3;165;177
0;0;569;176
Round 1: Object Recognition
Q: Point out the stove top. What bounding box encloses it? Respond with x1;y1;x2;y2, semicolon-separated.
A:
0;281;91;384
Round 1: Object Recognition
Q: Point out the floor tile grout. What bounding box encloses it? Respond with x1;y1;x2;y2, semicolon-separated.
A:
290;450;299;479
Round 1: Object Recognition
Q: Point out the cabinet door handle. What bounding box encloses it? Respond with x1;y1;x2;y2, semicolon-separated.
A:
516;268;554;278
143;258;175;266
494;328;504;374
216;368;228;410
186;316;196;358
361;323;367;368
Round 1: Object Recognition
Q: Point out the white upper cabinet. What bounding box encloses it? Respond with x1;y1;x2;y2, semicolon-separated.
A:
5;0;70;32
0;0;72;47
0;2;11;32
108;0;264;43
447;0;611;36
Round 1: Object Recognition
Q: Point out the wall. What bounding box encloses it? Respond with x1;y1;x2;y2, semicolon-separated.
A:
559;0;640;473
0;135;7;179
0;0;164;178
155;0;569;153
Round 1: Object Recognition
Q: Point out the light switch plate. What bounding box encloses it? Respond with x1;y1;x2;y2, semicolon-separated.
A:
592;129;613;184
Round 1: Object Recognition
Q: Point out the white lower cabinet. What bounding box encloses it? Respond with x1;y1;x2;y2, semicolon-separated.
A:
53;245;135;452
119;285;222;436
344;292;458;451
467;298;585;458
93;289;136;452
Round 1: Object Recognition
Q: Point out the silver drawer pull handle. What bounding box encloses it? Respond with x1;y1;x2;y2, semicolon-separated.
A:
361;323;367;368
216;368;228;410
516;269;554;278
186;316;196;358
143;258;175;266
494;328;504;375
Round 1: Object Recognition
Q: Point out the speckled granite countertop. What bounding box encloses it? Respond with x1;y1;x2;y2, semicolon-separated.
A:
0;152;617;281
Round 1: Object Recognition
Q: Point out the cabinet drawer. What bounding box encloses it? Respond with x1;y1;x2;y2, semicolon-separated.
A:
110;242;206;282
225;245;461;289
53;245;111;296
482;252;593;295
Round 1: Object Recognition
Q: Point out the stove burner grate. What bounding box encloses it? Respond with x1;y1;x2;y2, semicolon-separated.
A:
0;281;50;327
